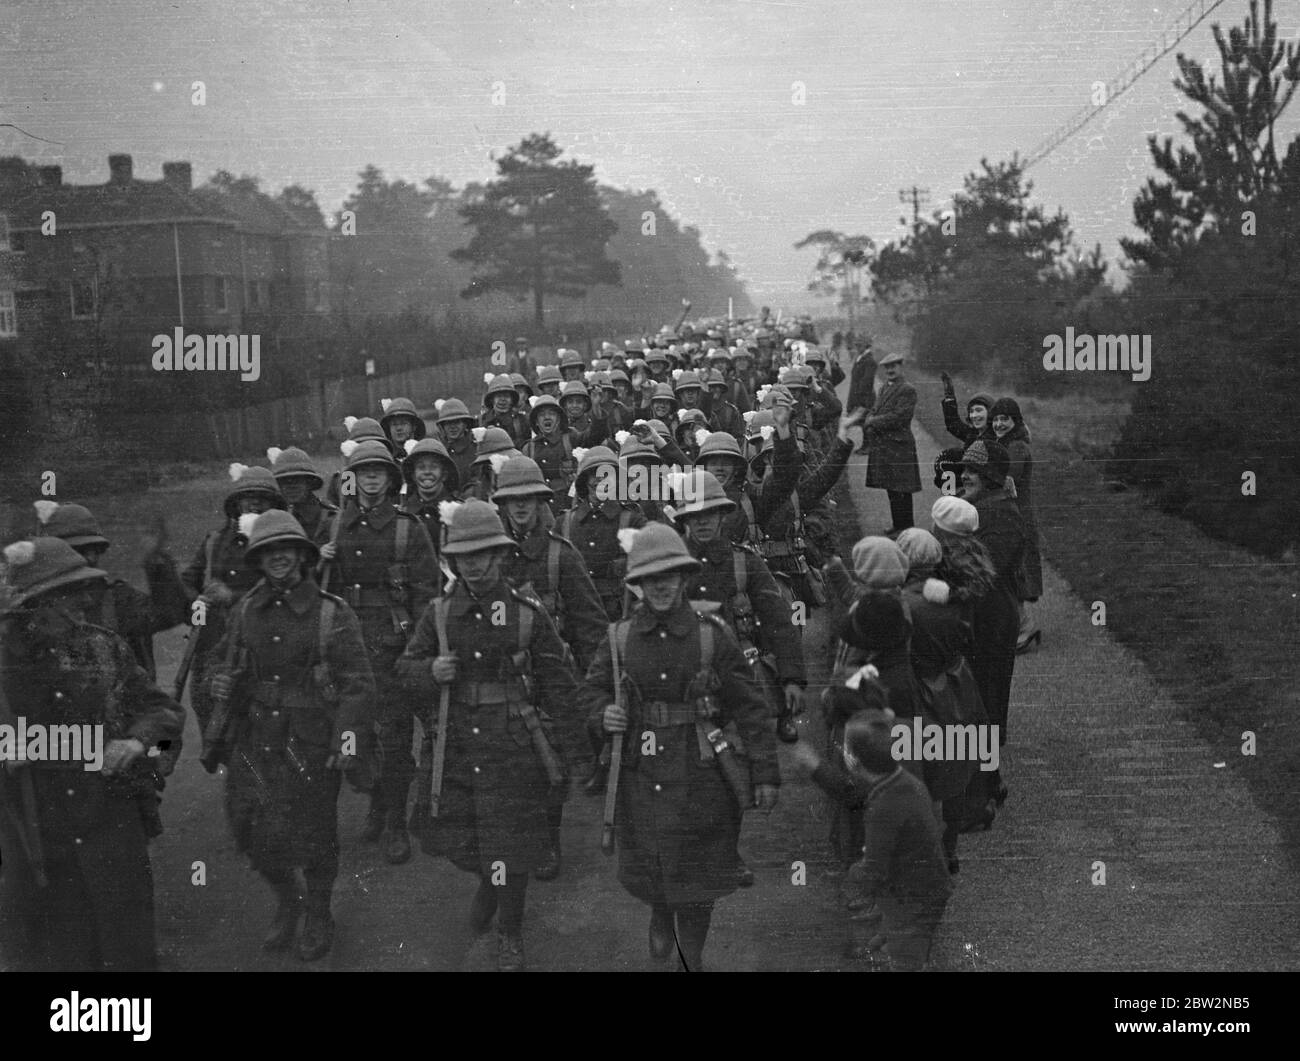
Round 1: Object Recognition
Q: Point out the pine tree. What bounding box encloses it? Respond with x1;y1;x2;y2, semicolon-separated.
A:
453;134;621;324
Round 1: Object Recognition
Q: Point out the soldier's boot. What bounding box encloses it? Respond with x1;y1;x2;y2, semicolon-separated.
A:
297;875;335;963
648;903;675;964
261;871;303;953
383;809;412;865
674;903;712;972
360;792;386;843
533;804;563;881
736;856;755;889
469;877;499;935
775;709;800;744
496;875;527;971
497;933;525;972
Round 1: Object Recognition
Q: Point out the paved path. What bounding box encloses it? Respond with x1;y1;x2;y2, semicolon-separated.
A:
841;382;1300;970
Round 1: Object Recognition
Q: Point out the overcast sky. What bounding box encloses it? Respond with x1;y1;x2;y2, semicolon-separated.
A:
3;0;1297;310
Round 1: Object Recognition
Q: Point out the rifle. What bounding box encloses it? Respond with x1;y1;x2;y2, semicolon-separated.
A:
428;597;451;818
318;497;346;593
601;621;624;856
172;622;202;703
0;625;47;888
198;592;254;774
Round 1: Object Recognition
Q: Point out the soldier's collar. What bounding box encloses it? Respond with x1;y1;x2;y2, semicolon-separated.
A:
255;576;316;614
513;522;548;557
345;499;396;529
630;599;695;637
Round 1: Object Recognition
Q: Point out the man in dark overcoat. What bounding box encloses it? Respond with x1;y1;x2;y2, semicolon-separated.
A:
862;351;921;532
0;538;184;971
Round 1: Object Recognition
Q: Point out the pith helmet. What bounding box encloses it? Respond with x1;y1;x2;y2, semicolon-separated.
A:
344;416;388;444
243;510;320;565
697;431;747;469
267;446;324;491
644;347;669;367
35;502;109;550
1;538;108;611
703;368;728;390
647;383;677;409
672;370;703;396
224;465;287;519
527;394;569;432
511;373;533;396
343;440;402;490
534;365;562;389
491;456;553;500
621;522;699;582
665;468;735;519
441;499;515;555
559;349;585;371
608;369;630;389
707;347;732;364
380;397;427;439
574;445;618;490
435;398;475;425
802;346;827;367
402;437;460;492
483;374;518;403
616;436;661;465
470;427;517;465
560;380;592;411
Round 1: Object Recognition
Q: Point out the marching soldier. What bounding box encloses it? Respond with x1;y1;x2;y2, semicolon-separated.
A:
704;369;745;441
395;499;581;971
558;348;586;383
318;440;439;863
696;412;799;547
400;436;462;551
533;364;563;399
434;399;479;489
705;347;752;414
202;511;376;962
0;538;184;971
326;418;396;507
666;469;806;745
521;395;579;513
557;447;647;622
580;523;780;970
35;501;187;682
182;466;287;738
492;455;605;879
561;380;608;448
380;397;427;450
463;427;520;502
269;446;338;543
480;374;531;448
511;373;534;407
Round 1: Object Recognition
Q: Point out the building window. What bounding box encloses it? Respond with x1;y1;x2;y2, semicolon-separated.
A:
69;278;96;319
214;276;229;313
0;291;16;337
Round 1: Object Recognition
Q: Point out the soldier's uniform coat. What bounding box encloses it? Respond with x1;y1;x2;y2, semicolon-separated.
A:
579;600;779;906
395;579;580;874
289;495;339;545
212;577;375;876
502;521;606;673
683;537;806;689
441;432;478;493
522;432;580;513
480;408;531;449
0;620;184;971
557;499;646;621
181;524;265;731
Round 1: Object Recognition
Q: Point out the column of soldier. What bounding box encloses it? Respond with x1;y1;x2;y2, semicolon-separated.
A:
1;316;972;974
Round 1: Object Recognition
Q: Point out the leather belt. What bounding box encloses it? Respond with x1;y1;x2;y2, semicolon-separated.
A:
639;700;698;727
460;680;527;707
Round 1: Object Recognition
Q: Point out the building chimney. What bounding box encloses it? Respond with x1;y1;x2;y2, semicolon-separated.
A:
38;165;63;188
162;161;192;192
108;154;133;184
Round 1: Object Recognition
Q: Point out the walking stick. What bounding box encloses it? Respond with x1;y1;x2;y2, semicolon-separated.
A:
601;622;623;856
429;598;451;818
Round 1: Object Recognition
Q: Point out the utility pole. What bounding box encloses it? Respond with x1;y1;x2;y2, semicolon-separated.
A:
899;186;930;231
